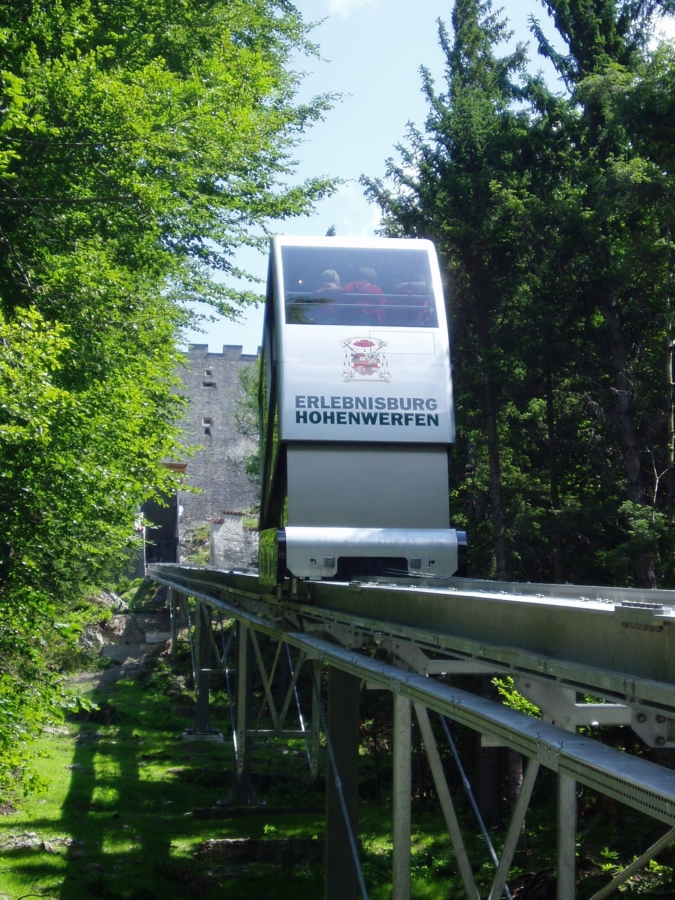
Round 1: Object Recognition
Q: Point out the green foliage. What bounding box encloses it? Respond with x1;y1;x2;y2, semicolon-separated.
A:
121;577;164;612
235;358;263;494
183;523;211;566
3;632;672;897
0;0;336;317
0;0;335;796
493;677;541;718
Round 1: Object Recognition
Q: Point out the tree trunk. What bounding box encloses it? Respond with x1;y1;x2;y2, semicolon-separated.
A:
666;223;674;526
603;293;655;588
484;371;508;580
506;748;526;849
272;642;291;713
474;676;502;829
545;369;565;583
506;749;523;808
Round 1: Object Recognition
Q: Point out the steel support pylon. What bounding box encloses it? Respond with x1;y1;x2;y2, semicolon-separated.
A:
193;601;212;733
168;587;178;660
415;703;481;900
325;666;361;900
234;621;253;803
311;658;321;781
393;693;412;900
149;564;675;900
558;773;577;900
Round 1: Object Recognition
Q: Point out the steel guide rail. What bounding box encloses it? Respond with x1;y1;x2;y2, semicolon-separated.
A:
149;564;675;714
148;563;675;827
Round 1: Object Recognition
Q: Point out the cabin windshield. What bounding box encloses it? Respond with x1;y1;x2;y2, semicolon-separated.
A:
281;246;438;328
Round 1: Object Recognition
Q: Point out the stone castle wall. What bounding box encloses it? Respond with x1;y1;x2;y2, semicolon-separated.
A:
176;344;259;563
210;515;259;571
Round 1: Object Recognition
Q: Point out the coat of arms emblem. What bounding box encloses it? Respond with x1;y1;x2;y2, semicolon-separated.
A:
341;337;390;382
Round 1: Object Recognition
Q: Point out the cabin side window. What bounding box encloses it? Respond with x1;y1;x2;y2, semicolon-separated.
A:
281;246;437;328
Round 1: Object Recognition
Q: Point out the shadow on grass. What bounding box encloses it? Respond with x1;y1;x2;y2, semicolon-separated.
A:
0;663;299;897
5;659;326;900
57;675;175;898
55;666;215;897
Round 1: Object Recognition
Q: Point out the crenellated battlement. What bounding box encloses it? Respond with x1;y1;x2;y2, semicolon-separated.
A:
186;343;260;362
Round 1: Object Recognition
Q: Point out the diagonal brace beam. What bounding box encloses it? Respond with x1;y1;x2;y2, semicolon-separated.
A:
147;577;675;830
278;649;307;730
249;629;281;731
205;623;222;669
488;759;541;900
588;826;675;900
414;702;481;900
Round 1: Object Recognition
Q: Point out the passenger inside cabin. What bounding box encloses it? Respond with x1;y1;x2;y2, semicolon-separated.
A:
340;267;385;324
310;268;343;323
392;281;434;326
342;267;383;296
316;268;342;292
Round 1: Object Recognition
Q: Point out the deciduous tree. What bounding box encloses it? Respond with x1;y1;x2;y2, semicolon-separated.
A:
0;0;334;795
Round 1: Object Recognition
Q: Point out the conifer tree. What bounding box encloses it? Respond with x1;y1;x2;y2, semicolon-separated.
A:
367;0;675;587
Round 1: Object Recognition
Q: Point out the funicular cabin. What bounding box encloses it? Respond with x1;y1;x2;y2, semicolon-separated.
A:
258;236;465;586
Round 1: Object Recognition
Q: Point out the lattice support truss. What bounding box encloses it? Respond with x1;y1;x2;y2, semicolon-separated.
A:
172;592;320;793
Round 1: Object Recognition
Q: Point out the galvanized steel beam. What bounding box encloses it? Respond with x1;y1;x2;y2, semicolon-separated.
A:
588;826;675;900
234;622;252;803
149;565;675;716
414;703;481;900
193;602;212;734
325;667;361;900
557;773;577;900
146;568;675;827
310;659;321;781
392;693;412;900
487;759;540;900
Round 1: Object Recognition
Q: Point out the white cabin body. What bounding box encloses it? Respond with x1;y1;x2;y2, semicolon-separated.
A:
259;236;464;584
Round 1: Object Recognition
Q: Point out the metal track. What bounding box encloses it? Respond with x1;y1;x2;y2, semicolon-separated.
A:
148;563;675;828
150;564;675;713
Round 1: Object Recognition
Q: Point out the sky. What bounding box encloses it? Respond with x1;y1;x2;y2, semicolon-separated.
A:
181;0;675;355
